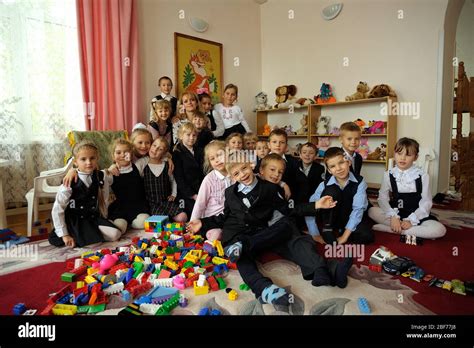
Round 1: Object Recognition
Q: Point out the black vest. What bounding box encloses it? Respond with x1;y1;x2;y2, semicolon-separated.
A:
322;174;363;229
389;173;422;219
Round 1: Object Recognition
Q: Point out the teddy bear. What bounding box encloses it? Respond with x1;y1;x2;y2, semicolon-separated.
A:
317;115;331;135
380;143;387;161
296;114;308;135
345;81;370;101
317;137;330;157
315;83;337;104
368;84;397;98
355;137;369;159
254;91;271;111
367;147;382;160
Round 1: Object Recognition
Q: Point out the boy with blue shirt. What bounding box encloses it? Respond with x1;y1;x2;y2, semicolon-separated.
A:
305;147;374;245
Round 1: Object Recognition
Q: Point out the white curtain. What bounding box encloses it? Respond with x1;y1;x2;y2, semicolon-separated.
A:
0;0;84;207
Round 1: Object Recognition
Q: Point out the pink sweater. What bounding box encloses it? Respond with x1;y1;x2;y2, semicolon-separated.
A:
190;169;231;221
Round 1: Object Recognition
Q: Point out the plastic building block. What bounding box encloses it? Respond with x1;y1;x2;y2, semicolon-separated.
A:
193;281;209;296
173;276;186;290
150;278;174;288
368;264;382;273
156;293;180;315
213;240;224;257
212;257;228;265
139;303;162;315
210;309;221;315
369;246;395;265
61;272;77;282
198;307;209;316
239;283;250;291
158;269;172;279
144;215;169;233
207;276;219;292
357;297;371;314
119;303;142;316
13;303;27;315
23;309;37;315
52;304;77;316
228;289;238;301
216;277;226;290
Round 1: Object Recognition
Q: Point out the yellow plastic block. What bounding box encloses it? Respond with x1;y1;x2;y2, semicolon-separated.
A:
52;304;77;316
193;281;209;296
85;275;97;284
190;250;202;258
184;253;199;264
214;241;224;257
228;289;238;301
88;256;100;262
141;242;148;250
87;268;99;275
212;257;229;265
76;281;85;289
166;255;175;261
134;256;144;263
164;259;179;271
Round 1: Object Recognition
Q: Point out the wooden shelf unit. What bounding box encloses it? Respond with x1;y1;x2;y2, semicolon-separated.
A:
255;96;398;187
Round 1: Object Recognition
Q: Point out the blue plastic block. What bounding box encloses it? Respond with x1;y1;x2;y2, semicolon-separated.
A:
122;290;131;302
125;268;134;283
358;297;371;314
210;309;221;316
13;303;27;315
198;307;209;316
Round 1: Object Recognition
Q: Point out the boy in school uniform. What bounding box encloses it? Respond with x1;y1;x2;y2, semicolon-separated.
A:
305;147;374;245
293;142;325;205
339;122;363;176
187;153;353;306
255;128;299;194
150;76;178;118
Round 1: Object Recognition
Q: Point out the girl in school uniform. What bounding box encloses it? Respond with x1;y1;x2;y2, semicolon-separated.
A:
172;122;205;217
106;138;150;232
368;137;446;239
135;137;187;222
190;140;231;241
49;141;122;248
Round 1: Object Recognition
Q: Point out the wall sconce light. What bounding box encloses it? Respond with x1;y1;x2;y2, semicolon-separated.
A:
321;3;343;20
189;17;209;32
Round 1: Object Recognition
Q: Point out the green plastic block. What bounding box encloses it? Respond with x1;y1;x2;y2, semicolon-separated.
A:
132;262;144;278
217;277;226;290
61;272;76;282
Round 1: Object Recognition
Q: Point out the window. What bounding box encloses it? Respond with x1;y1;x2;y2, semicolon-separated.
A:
0;0;84;145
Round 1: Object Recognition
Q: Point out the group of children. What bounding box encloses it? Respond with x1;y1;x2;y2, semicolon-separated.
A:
48;75;447;306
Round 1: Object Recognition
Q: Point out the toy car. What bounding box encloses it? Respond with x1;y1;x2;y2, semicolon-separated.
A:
370;246;395;265
409;267;425;282
368;264;382;273
423;274;434;282
382;256;415;275
451;279;466;296
434;278;445;288
442;280;452;291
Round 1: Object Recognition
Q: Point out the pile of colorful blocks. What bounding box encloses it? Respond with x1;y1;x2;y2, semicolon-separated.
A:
36;217;237;316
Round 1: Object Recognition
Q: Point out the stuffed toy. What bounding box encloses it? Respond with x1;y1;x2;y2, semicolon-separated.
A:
354;118;366;131
315;83;336;104
296;114;308;135
367;147;382;160
317;115;331;135
317;137;330;157
262;124;271;136
274;85;299;108
330;127;340;135
345;81;369;101
355;137;369;159
368;120;386;134
274;85;314;109
368;84;397;98
380;143;387;161
283;125;296;135
254;92;271;111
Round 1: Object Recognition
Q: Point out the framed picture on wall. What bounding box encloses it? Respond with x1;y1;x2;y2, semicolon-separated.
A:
174;33;223;105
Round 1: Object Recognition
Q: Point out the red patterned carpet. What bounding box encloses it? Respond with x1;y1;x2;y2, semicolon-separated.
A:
0;208;473;315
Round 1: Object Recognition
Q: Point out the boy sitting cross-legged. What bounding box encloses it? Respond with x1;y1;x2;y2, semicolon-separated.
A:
187;152;350;306
305;147;374;245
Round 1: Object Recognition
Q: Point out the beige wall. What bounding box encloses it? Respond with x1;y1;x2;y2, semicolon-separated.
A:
260;0;449;190
137;0;262;130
